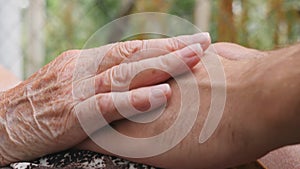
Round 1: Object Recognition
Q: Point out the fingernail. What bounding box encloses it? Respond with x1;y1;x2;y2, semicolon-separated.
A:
199;32;211;50
150;84;170;108
180;43;203;59
151;89;165;99
194;32;210;40
151;84;171;96
201;32;210;40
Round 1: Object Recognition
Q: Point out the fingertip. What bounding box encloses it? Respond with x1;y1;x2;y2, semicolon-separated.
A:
189;32;211;51
164;84;172;99
193;43;204;57
157;83;172;99
179;43;203;58
130;84;171;112
202;32;211;41
151;83;171;98
149;83;171;108
199;32;211;51
180;44;202;68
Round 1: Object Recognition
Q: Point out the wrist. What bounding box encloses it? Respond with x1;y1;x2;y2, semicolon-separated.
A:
0;84;37;166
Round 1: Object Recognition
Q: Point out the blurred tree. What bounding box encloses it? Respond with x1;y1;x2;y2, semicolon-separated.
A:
240;0;249;46
194;0;211;32
107;0;135;43
217;0;236;42
44;0;122;65
30;0;299;71
168;0;196;22
284;0;300;44
268;0;284;45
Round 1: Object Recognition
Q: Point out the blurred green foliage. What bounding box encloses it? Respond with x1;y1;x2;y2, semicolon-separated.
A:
44;0;196;64
45;0;121;63
168;0;196;22
42;0;300;65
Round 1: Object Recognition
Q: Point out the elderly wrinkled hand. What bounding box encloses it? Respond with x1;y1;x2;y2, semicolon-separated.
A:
0;33;211;165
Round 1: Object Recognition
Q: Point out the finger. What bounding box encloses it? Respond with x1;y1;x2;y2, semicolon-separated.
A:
96;32;211;73
95;43;203;93
75;84;171;134
72;33;209;99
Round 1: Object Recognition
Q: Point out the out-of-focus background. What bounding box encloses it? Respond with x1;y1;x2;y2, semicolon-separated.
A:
0;1;299;168
0;0;299;79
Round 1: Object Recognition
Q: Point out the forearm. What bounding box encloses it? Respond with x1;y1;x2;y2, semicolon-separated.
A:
0;81;52;166
0;66;38;165
0;84;34;165
277;44;300;121
260;43;300;147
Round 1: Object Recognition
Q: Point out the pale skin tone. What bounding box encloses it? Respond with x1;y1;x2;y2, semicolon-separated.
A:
77;43;300;169
0;38;299;168
0;33;210;166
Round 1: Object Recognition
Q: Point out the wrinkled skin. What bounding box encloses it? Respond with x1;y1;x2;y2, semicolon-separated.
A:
0;33;211;165
77;43;300;169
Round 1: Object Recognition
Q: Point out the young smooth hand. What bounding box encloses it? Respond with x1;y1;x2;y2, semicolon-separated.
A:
77;43;300;169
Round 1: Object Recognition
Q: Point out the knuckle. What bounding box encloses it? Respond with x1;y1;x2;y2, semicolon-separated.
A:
96;94;109;111
60;50;80;58
130;90;140;106
109;63;132;91
141;39;147;49
96;74;107;92
167;37;180;51
157;54;173;68
98;69;113;90
113;40;143;58
130;90;150;111
96;94;117;121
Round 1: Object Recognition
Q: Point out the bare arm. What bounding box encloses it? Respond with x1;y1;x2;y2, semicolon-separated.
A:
259;44;300;146
0;33;210;166
0;66;23;164
78;43;300;169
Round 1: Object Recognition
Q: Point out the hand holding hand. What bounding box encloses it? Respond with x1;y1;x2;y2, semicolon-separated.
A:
77;43;300;169
0;33;211;165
